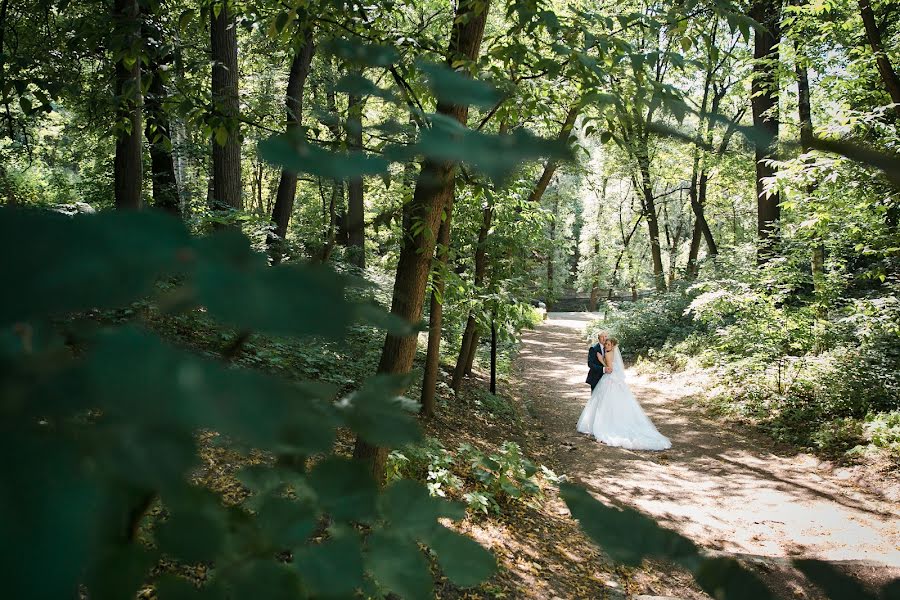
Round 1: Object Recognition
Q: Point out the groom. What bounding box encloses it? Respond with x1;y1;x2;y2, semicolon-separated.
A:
586;331;611;390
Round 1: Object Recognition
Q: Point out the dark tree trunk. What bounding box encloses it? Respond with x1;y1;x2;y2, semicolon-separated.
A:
352;0;492;484
636;148;666;290
347;89;366;268
113;0;142;210
796;46;828;316
489;315;497;395
210;0;242;216
686;218;703;279
526;104;580;204
268;27;315;262
420;194;454;418
463;326;479;375
451;205;492;391
858;0;900;117
588;178;606;310
144;52;180;216
750;0;782;259
687;78;718;272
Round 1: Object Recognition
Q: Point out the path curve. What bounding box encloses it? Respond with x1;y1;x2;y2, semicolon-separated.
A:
514;312;900;597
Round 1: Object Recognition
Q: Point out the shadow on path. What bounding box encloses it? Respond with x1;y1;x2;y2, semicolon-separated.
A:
514;312;900;596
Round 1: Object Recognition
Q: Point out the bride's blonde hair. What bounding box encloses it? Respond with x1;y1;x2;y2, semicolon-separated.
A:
607;337;619;346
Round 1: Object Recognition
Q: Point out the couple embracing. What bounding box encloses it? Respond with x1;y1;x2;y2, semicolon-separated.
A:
578;331;671;451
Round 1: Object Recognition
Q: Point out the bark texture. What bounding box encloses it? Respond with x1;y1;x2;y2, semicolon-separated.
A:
268;27;316;262
113;0;143;210
210;1;242;215
352;0;492;484
750;0;782;258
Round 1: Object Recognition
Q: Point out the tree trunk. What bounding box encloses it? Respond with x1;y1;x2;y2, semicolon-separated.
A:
420;194;454;418
489;315;497;395
268;26;315;262
463;326;479;375
210;0;242;216
347;89;366;268
144;53;180;216
858;0;900;116
588;179;605;310
636;148;666;290
352;0;492;484
547;197;557;302
750;0;781;259
451;204;492;391
796;46;827;317
686;218;703;278
113;0;142;210
526;104;580;204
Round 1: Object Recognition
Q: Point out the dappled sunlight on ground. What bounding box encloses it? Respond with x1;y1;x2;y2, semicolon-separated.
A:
513;312;900;595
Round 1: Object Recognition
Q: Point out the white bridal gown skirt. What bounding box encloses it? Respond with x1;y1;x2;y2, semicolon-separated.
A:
577;374;671;451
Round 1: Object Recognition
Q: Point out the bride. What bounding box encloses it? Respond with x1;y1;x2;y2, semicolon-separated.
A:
577;337;671;451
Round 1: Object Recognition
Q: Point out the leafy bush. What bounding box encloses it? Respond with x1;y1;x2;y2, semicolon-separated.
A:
1;208;496;599
591;285;706;361
387;438;549;515
595;271;900;459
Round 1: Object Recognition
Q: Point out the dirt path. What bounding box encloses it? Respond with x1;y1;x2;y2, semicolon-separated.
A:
513;312;900;598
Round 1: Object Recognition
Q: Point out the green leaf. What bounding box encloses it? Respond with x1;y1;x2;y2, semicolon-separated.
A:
273;11;291;33
307;457;377;523
155;575;227;600
379;479;464;537
334;73;397;103
257;495;317;547
323;39;398;67
214;126;228;146
366;531;432;599
0;433;105;599
425;526;496;587
418;61;501;109
178;9;195;32
559;483;699;568
259;133;389;180
195;261;355;339
86;546;156;600
338;374;421;447
0;209;191;326
413;115;570;182
86;329;338;455
294;531;365;597
229;560;301;600
155;509;226;563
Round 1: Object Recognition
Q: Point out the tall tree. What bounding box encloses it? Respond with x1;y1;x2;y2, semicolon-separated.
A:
144;25;180;216
352;0;492;483
526;104;580;203
451;202;492;392
420;195;454;417
857;0;900;117
750;0;782;258
795;42;827;311
268;25;315;263
210;0;242;215
113;0;143;210
346;88;366;268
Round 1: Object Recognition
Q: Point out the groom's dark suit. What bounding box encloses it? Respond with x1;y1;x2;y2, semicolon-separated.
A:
586;343;606;390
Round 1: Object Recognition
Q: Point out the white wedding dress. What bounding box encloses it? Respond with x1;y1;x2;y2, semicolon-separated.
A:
577;347;671;451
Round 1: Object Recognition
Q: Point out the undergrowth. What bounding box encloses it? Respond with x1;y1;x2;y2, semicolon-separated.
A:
591;278;900;463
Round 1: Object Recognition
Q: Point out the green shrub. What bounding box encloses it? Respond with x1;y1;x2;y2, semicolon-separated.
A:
387;438;550;515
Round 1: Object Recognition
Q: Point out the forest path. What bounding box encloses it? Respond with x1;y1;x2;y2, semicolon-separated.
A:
512;311;900;598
